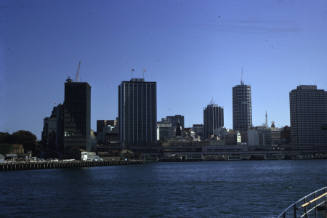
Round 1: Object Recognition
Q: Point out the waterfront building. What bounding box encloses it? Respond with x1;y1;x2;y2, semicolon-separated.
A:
192;124;204;139
213;127;228;140
183;128;201;141
41;104;64;157
118;78;157;150
260;128;272;146
233;81;252;142
247;126;272;146
271;124;281;146
157;121;174;141
225;130;242;145
96;123;120;157
63;78;91;155
96;120;118;145
158;115;185;137
0;144;24;156
203;104;224;139
290;85;327;149
248;129;259;146
280;126;291;144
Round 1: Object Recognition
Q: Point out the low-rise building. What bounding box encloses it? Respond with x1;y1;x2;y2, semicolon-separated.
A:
157;122;174;141
192;124;204;139
81;151;103;161
0;154;5;163
0;144;24;156
247;126;272;146
271;127;281;146
225;130;242;145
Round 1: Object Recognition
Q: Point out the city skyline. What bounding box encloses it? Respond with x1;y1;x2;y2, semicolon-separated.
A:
2;0;327;138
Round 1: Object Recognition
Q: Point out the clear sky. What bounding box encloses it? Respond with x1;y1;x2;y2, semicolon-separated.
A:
1;0;327;138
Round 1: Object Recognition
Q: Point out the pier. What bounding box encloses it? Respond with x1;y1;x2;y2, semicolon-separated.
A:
0;160;144;171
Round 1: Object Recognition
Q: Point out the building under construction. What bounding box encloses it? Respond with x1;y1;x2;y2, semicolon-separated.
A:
42;63;92;159
63;78;91;157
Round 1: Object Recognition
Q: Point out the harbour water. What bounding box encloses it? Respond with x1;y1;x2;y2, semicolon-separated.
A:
1;160;327;217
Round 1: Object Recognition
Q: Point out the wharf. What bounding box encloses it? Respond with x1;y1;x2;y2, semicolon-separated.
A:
0;160;144;171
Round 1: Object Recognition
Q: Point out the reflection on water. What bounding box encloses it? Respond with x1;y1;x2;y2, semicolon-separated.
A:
1;160;327;217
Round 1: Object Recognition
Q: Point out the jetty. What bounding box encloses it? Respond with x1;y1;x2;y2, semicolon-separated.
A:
0;160;144;171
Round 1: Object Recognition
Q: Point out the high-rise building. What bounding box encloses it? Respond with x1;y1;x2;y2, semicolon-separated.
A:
41;104;64;157
63;78;91;155
290;85;327;148
118;78;157;149
203;104;224;138
233;81;252;142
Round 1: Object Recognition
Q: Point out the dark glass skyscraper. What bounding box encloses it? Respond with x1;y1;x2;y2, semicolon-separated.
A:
203;104;224;138
233;82;252;142
63;78;91;155
118;78;157;149
41;104;64;157
290;85;327;148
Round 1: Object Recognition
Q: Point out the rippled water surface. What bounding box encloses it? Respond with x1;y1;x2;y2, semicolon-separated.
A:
1;160;327;217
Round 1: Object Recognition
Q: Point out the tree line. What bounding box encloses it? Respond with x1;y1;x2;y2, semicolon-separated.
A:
0;130;40;155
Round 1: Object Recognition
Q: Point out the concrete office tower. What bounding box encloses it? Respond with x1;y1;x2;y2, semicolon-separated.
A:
63;78;91;155
203;104;224;138
233;81;252;142
290;85;327;148
118;78;157;149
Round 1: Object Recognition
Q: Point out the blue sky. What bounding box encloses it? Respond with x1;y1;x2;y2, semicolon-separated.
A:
1;0;327;138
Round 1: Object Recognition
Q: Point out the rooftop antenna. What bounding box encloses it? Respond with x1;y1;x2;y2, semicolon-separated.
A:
131;68;135;78
75;61;81;82
241;67;244;85
143;68;146;79
265;111;268;127
210;97;214;105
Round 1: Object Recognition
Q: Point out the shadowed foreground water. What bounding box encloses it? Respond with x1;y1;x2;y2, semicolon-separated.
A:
1;160;327;217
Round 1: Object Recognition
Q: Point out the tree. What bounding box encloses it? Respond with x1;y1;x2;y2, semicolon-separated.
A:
11;130;37;154
0;132;12;143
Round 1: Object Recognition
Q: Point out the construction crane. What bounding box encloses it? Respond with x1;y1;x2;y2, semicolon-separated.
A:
75;61;81;82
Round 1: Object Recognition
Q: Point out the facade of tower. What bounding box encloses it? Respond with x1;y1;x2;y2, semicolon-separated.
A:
41;104;64;157
203;104;224;138
233;82;252;132
63;78;91;156
290;85;327;148
118;78;157;149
